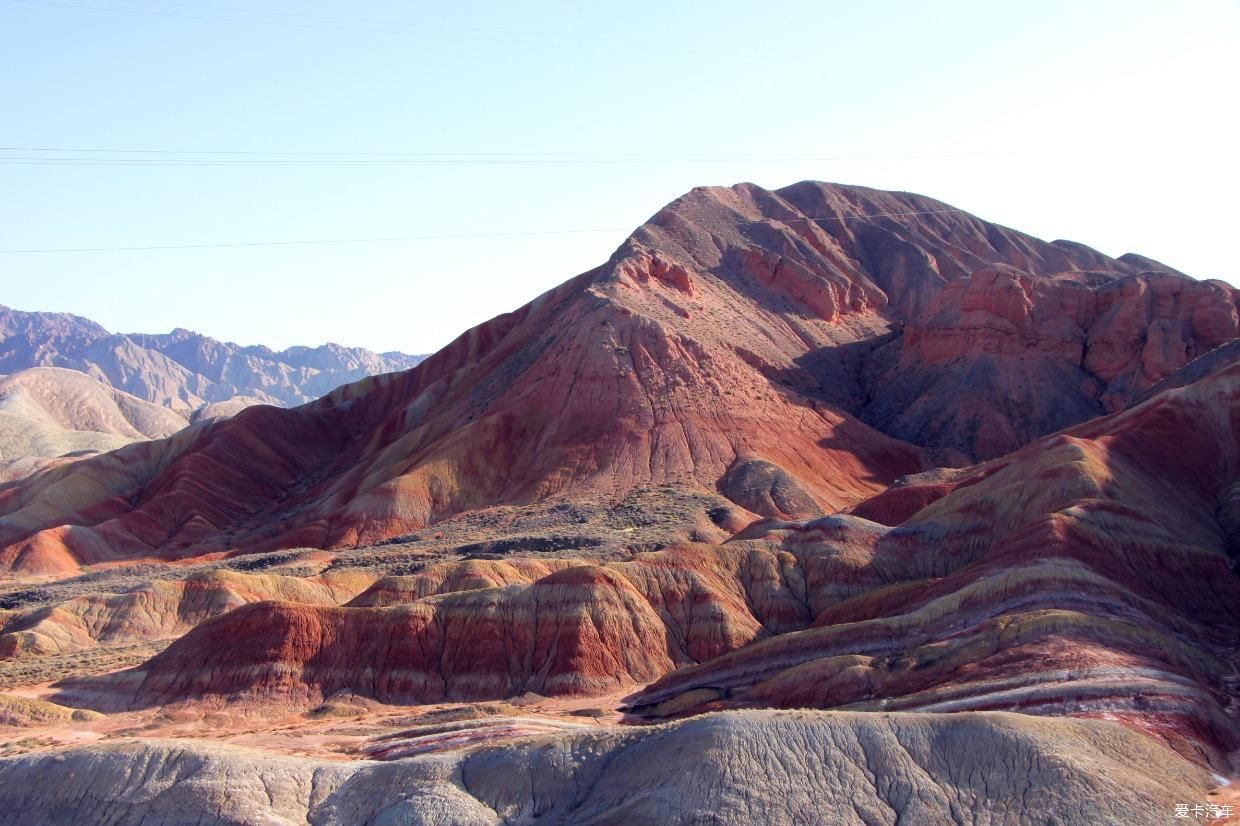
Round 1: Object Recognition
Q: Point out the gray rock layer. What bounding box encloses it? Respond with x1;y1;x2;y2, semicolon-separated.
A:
0;710;1212;825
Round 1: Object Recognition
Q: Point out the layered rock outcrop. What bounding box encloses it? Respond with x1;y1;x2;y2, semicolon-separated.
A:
0;568;374;660
1;180;1238;825
628;364;1240;765
873;267;1239;457
5;181;1232;574
53;364;1239;769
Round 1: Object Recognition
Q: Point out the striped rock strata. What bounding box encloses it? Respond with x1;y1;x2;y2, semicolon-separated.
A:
2;182;1234;575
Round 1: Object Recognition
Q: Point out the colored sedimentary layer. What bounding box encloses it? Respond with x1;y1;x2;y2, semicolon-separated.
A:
0;568;374;660
48;366;1239;770
3;182;1233;575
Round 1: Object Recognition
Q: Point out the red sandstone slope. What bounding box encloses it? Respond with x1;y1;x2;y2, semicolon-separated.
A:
56;365;1240;767
627;363;1240;763
1;182;1234;575
869;265;1238;457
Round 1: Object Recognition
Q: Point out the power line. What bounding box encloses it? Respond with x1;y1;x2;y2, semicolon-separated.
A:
0;157;972;168
4;0;785;57
4;0;588;44
0;227;629;254
0;148;982;169
0;208;973;254
112;0;717;52
113;0;592;34
0;147;976;159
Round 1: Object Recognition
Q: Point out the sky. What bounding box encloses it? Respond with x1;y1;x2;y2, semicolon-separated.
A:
2;0;1238;355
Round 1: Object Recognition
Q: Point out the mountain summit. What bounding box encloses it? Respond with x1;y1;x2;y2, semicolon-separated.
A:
1;181;1233;576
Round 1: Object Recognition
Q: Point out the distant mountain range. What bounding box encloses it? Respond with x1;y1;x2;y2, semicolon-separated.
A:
0;304;426;412
0;304;426;478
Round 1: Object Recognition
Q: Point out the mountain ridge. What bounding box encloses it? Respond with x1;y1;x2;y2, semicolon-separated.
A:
0;303;426;411
2;180;1238;824
1;180;1236;575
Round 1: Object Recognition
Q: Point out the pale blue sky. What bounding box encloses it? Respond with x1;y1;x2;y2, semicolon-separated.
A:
3;0;1237;354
